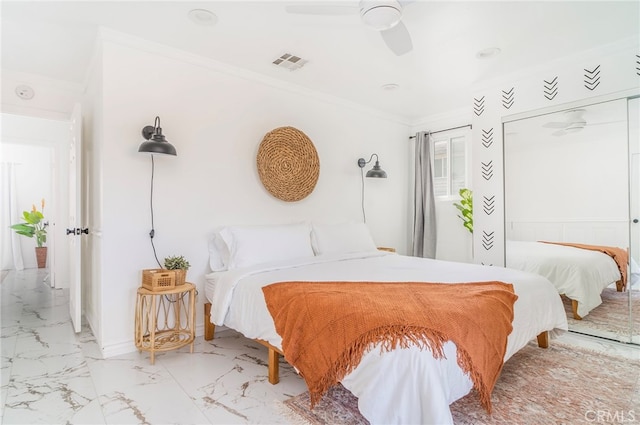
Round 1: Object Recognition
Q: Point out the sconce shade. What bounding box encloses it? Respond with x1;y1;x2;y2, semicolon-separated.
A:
139;117;177;156
358;153;387;178
366;161;387;178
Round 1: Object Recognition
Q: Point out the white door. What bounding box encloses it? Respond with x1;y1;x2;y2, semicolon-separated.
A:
68;103;82;333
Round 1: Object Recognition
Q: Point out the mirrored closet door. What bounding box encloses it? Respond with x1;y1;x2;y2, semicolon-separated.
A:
503;97;639;344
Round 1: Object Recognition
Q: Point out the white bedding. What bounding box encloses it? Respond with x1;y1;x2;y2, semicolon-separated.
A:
205;251;568;424
506;240;622;318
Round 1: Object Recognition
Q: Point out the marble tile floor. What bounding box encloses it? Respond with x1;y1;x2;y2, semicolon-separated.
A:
1;268;639;424
1;269;307;424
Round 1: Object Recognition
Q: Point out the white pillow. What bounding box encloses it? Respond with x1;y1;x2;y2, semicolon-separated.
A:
311;222;377;255
219;223;314;270
208;233;230;272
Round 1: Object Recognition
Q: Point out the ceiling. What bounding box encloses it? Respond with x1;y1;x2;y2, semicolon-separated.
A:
2;1;638;122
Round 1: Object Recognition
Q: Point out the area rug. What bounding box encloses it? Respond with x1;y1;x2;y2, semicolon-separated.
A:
564;289;640;340
283;341;640;424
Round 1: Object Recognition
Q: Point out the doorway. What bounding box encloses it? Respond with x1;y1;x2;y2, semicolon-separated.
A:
1;113;71;288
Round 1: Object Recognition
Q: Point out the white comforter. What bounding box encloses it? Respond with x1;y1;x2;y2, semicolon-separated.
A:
506;241;622;318
205;251;567;424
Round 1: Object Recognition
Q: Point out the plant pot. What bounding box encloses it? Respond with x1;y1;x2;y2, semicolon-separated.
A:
174;269;187;285
35;247;47;269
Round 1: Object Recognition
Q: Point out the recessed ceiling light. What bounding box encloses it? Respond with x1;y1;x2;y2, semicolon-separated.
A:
381;83;400;91
475;47;501;59
15;84;35;100
188;9;218;26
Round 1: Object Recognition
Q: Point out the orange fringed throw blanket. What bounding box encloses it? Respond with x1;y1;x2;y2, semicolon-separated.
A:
262;281;518;412
541;241;628;291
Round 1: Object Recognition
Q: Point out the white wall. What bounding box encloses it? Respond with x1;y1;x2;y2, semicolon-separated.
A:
0;114;70;285
91;33;411;356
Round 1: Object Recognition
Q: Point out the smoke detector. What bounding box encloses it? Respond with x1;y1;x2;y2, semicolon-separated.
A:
15;85;35;100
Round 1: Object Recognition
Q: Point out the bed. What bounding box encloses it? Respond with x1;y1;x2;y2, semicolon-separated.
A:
204;223;568;424
506;240;626;319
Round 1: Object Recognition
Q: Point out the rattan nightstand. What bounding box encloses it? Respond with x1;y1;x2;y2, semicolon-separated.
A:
377;247;396;253
134;282;196;364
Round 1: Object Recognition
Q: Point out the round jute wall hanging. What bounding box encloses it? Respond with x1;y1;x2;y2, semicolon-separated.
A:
256;126;320;202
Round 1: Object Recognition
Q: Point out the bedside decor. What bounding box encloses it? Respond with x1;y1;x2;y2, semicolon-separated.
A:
141;269;176;291
164;255;191;285
256;126;320;202
135;282;196;364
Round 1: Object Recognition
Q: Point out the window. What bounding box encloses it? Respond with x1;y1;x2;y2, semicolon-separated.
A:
431;132;468;198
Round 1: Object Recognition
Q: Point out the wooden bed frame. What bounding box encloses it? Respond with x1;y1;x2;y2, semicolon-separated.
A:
203;302;549;385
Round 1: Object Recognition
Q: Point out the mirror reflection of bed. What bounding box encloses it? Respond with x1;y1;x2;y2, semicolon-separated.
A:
503;98;640;344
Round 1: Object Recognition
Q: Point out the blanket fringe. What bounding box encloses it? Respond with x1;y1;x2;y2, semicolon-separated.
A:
305;326;495;410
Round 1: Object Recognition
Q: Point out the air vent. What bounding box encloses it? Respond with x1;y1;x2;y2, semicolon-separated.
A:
272;53;308;71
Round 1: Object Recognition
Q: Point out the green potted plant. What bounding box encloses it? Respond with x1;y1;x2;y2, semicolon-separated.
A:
10;199;48;268
164;255;191;285
453;188;473;234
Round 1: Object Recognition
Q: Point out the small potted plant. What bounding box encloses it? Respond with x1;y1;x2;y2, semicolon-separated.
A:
164;255;191;285
11;199;48;268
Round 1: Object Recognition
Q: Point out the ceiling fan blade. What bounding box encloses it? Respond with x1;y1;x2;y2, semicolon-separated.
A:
380;21;412;55
552;129;567;136
285;4;357;15
542;122;569;129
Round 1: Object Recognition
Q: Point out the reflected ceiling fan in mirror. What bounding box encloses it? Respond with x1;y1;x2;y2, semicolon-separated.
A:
543;109;587;136
285;0;414;56
543;108;623;137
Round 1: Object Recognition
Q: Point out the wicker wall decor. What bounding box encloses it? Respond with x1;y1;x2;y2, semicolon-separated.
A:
256;126;320;202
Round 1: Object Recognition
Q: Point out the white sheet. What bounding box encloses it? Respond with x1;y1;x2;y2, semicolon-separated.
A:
205;251;567;424
506;241;622;317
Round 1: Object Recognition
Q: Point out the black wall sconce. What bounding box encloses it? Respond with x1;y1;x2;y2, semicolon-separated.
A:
357;153;387;178
139;116;177;156
139;116;177;268
357;153;387;223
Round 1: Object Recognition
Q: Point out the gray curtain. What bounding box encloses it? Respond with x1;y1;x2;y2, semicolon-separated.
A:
411;132;437;258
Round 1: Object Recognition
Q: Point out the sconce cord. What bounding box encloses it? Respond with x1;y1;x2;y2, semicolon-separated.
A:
361;167;367;223
149;155;163;269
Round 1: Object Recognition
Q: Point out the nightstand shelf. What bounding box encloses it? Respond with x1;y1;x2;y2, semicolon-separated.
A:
134;282;196;364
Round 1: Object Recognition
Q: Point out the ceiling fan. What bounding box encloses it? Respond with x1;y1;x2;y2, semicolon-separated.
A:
284;1;413;56
543;109;588;136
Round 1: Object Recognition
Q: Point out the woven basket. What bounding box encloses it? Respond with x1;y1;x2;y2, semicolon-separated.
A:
142;269;176;291
256;126;320;202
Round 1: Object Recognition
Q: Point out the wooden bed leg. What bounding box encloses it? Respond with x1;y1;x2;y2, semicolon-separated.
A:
204;302;215;341
537;331;549;348
571;300;583;320
268;347;280;385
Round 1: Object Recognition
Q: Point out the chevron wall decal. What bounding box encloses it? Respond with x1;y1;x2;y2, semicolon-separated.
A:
482;230;494;250
473;96;485;116
482;195;495;215
481;128;494;148
481;160;493;180
583;65;601;91
543;76;559;100
501;87;515;109
636;54;640;76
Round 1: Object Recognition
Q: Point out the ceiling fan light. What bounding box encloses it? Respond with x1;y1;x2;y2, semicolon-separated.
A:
360;2;402;31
